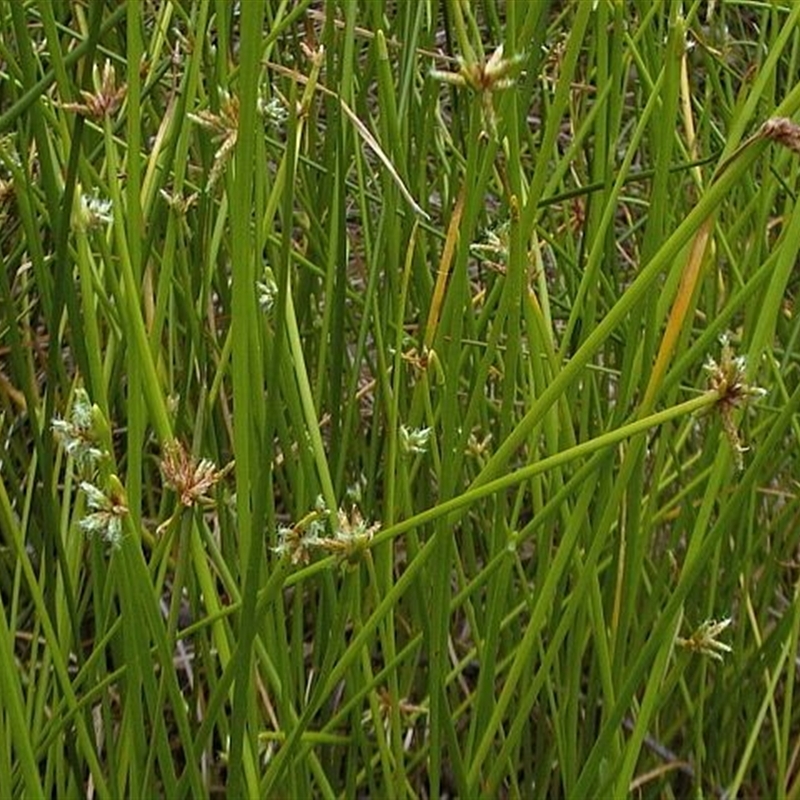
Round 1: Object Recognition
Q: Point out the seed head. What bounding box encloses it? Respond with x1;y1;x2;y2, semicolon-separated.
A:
78;477;128;549
61;60;126;120
51;388;106;471
676;617;733;662
760;117;800;155
704;334;766;469
160;440;232;508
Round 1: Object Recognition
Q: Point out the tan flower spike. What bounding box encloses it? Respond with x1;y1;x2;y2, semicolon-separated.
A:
189;91;239;189
61;60;126;120
160;440;232;508
431;45;525;134
677;618;733;662
704;334;766;470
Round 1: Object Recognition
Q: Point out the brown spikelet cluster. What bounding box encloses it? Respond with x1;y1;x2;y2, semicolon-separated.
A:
160;440;232;508
274;503;380;568
189;92;239;190
705;335;766;470
760;117;800;155
61;60;126;120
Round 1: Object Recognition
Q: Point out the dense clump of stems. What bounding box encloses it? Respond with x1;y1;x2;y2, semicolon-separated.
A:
2;3;800;798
